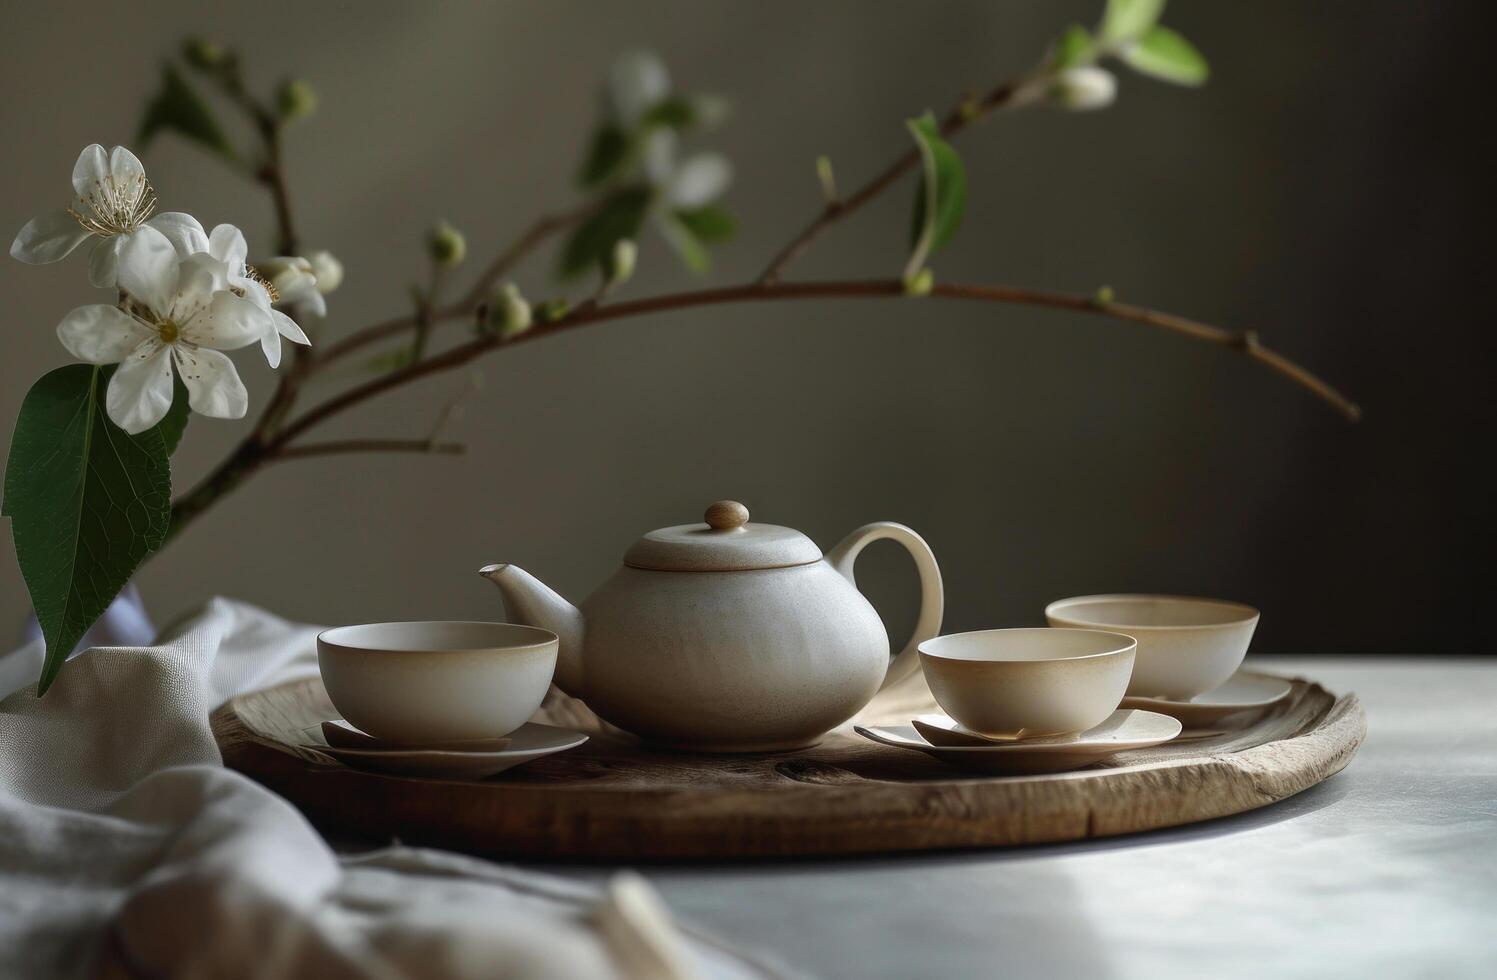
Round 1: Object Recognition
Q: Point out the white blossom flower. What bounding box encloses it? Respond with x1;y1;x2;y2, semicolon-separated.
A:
173;224;311;369
258;256;329;319
54;225;267;434
10;144;204;288
643;129;732;209
641;129;731;270
604;50;731;209
1051;67;1118;111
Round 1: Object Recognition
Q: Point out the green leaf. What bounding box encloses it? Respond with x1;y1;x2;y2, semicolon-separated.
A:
639;97;697;130
1100;0;1165;44
905;112;966;279
137;64;238;163
658;214;710;275
559;186;652;278
673;205;736;243
1119;26;1209;86
3;366;176;694
578;125;630;189
1051;24;1095;70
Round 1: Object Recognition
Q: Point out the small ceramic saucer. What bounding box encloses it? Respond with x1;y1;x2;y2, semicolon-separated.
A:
306;721;587;779
855;709;1181;774
1120;671;1293;726
319;720;512;753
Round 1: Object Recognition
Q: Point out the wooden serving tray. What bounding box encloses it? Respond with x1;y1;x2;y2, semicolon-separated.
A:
211;670;1364;860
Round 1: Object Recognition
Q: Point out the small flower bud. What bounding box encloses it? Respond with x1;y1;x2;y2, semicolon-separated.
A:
691;94;732;129
427;222;466;267
277;79;318;121
815;155;837;203
490;283;533;339
904;268;934;296
1050;67;1117;111
183;38;227;71
604;238;637;286
535;298;570;324
307;250;343;293
1093;284;1115;305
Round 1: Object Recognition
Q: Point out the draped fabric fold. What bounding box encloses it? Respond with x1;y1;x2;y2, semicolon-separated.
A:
0;598;781;979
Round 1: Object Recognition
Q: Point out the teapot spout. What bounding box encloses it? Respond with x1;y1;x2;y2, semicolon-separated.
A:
478;564;585;696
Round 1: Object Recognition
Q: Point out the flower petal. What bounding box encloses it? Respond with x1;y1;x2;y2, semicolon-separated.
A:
116;225;179;315
108;146;146;187
116;225;181;314
71;144;109;201
57;305;152;364
259;324;283;369
173;347;247;420
184;290;269;350
87;237;121;288
278;281;327;319
606;50;670;125
147;212;208;257
206;223;248;272
106;340;174;434
307;250;343;293
178;251;232;294
668;153;732;208
240;279;273;312
642;129;678;187
10;210;90;264
272;309;310;345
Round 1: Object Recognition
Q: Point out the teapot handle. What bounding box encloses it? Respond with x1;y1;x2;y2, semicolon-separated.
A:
825;522;944;692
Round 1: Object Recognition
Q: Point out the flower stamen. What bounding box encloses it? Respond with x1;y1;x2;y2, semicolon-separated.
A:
245;264;279;303
68;174;157;237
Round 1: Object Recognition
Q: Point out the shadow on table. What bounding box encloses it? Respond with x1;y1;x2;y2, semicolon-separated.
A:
616;779;1353;978
653;852;1122;980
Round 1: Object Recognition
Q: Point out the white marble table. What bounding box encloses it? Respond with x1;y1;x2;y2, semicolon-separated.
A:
542;657;1497;979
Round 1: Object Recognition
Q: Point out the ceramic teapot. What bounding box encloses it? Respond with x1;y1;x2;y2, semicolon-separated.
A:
480;500;943;751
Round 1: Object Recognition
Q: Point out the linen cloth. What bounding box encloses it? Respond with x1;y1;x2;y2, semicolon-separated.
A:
0;598;788;979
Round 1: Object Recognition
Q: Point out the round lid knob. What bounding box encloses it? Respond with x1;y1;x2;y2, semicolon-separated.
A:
622;500;822;571
704;500;750;530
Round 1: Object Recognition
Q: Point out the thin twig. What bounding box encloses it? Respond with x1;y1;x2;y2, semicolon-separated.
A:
261;278;1358;459
272;439;466;461
758;78;1034;283
457;201;599;309
307;203;596;371
410;264;445;363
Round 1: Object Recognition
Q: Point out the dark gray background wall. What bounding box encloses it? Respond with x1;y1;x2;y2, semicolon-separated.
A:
1;2;1488;653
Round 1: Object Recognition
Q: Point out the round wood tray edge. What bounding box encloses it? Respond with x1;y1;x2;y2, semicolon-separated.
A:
211;674;1365;860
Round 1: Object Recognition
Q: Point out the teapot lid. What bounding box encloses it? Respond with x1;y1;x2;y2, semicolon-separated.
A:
623;500;823;572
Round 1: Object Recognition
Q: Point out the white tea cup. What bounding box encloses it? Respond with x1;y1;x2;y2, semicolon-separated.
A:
1045;595;1259;700
317;621;557;744
918;628;1136;738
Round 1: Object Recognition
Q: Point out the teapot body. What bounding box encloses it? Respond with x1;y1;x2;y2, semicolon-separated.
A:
578;561;888;751
480;503;945;752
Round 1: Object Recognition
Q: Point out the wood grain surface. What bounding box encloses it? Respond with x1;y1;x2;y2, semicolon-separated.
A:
211;670;1365;860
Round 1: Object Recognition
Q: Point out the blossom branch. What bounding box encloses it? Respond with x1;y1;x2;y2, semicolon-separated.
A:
272;439;465;461
258;278;1358;462
160;30;1358;555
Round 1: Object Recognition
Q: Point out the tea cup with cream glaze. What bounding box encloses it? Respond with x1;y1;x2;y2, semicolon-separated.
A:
317;621;558;744
917;628;1136;739
1044;595;1259;700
